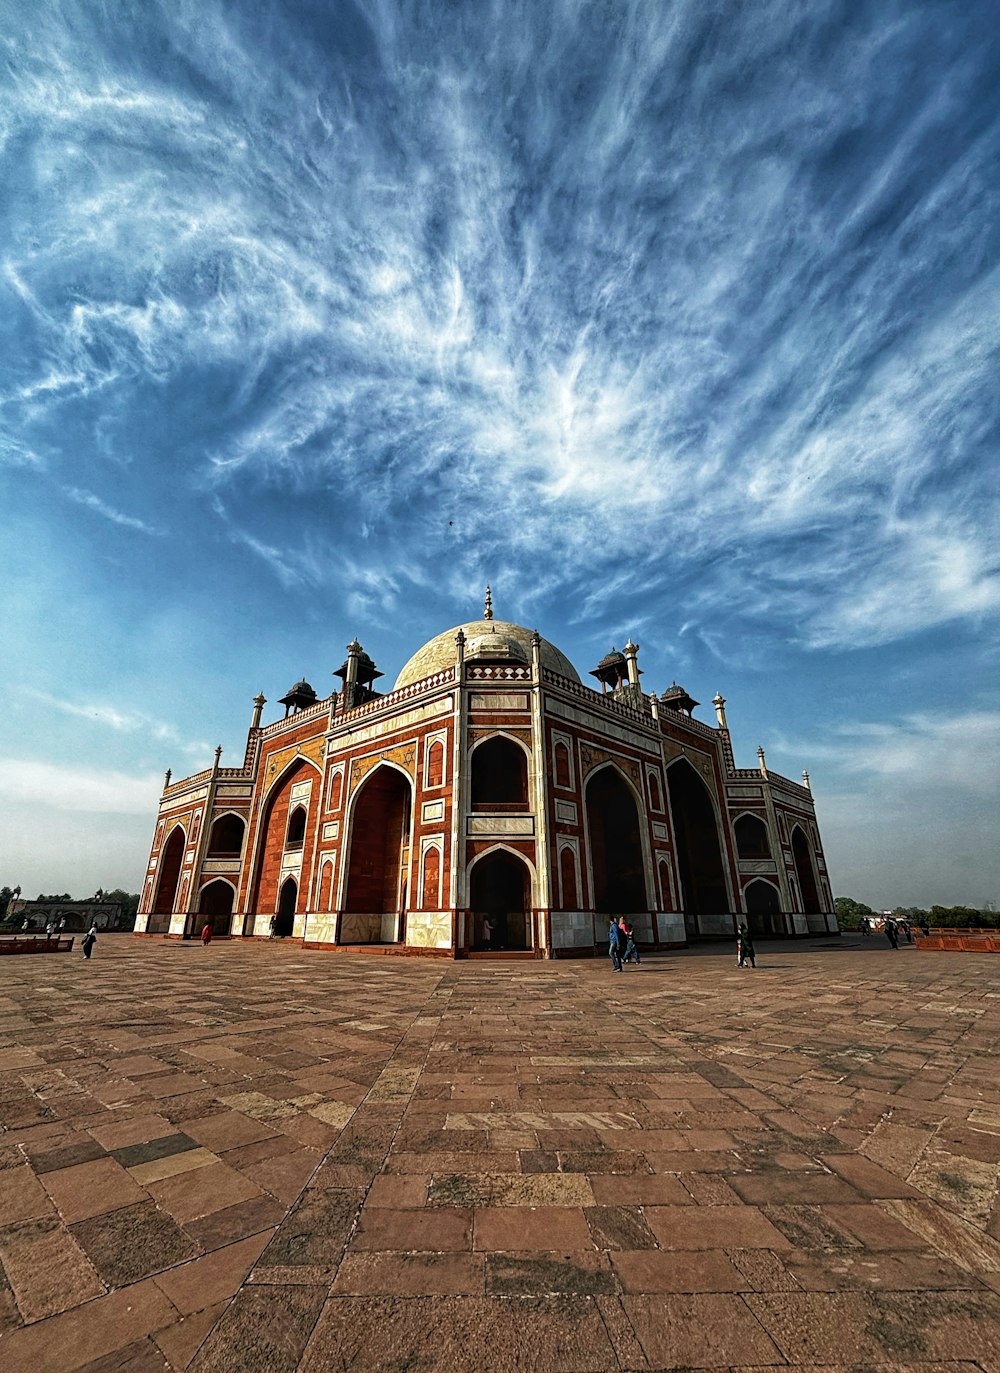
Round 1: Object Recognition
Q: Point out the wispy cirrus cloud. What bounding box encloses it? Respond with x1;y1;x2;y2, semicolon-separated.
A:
64;487;160;534
1;0;996;652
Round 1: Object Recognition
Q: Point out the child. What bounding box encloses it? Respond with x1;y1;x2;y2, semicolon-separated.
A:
737;923;755;968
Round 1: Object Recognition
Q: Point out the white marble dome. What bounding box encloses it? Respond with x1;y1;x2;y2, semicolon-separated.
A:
393;618;581;689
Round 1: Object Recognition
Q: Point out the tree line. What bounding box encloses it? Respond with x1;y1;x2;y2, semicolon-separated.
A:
835;896;998;929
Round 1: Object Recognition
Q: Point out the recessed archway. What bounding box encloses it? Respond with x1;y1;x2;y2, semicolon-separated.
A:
666;759;729;931
149;826;185;932
197;879;235;936
469;848;532;951
249;759;320;920
343;765;412;943
207;813;245;857
791;826;822;917
744;879;782;937
471;735;528;810
734;812;770;859
584;765;648;914
275;876;297;937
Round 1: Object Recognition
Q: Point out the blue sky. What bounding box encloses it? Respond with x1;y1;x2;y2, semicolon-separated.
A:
1;0;997;908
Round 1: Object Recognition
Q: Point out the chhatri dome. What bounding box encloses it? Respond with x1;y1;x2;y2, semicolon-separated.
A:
393;586;581;689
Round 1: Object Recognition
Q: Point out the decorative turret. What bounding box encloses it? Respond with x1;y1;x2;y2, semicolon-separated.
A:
802;769;811;792
590;647;628;693
251;692;267;730
483;584;494;620
212;745;222;776
757;745;768;778
623;639;642;688
278;677;318;717
712;692;727;729
659;682;699;716
333;639;384;710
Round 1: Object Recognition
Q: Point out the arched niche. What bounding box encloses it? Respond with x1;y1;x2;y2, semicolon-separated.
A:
734;812;770;859
471;735;528;810
666;759;729;923
343;766;413;934
207;813;245;857
150;826;185;929
791;826;822;916
197;879;235;936
276;876;297;936
469;847;532;950
584;765;649;913
249;758;320;919
744;878;782;937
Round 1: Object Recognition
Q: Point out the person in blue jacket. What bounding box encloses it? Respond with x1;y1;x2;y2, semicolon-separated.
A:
608;916;623;972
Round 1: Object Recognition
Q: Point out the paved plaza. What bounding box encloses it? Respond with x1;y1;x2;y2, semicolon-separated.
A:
1;937;999;1372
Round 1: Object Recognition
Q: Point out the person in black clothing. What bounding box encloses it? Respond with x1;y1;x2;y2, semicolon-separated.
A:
884;918;899;949
82;927;97;960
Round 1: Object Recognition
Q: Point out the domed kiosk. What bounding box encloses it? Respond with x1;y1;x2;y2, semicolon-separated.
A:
137;589;836;952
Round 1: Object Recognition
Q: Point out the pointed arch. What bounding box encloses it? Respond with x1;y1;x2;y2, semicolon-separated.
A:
327;769;343;812
319;859;335;912
554;740;571;789
559;845;579;910
470;733;529;810
584;762;650;913
666;757;730;925
468;844;534;951
248;756;321;919
734;811;770;859
151;825;186;928
744;878;782;937
207;812;245;857
421;845;441;909
286;804;307;848
275;876;297;937
342;763;414;931
197;879;235;936
426;739;445;788
791;825;822;917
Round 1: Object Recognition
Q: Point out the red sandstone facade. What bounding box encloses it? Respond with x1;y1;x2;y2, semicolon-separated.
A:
136;610;836;954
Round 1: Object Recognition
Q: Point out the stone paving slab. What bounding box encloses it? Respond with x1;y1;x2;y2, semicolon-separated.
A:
0;936;997;1370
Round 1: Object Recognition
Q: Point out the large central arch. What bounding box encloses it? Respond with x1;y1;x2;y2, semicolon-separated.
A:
469;847;532;951
666;759;729;933
584;765;648;914
149;825;185;933
342;765;413;943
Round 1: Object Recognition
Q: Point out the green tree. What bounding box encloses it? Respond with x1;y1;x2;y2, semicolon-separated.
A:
100;889;141;929
834;896;873;930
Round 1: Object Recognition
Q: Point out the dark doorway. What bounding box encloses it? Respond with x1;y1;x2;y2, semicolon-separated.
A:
791;827;823;917
745;879;783;937
470;850;531;950
207;813;245;857
149;826;185;932
275;877;297;936
197;880;234;936
344;767;411;940
667;760;729;928
584;767;647;913
471;736;528;809
735;813;770;859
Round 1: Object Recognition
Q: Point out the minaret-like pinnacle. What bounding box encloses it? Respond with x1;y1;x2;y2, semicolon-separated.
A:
483;584;493;620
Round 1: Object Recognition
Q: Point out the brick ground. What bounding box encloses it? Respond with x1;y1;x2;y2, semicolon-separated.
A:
0;936;998;1371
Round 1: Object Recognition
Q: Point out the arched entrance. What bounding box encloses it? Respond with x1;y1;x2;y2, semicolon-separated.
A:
249;759;318;923
469;849;531;951
275;877;297;937
343;766;412;943
471;736;528;809
584;766;648;914
149;826;185;933
196;880;234;937
791;826;825;928
744;879;783;937
666;759;729;936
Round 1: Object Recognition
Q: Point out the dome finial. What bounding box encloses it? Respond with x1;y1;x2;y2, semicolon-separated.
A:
483;584;493;620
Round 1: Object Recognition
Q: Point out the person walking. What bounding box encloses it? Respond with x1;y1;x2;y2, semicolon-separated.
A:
859;916;869;937
621;918;641;965
201;921;213;946
608;916;623;972
737;923;756;968
81;926;97;960
268;915;276;939
884;917;899;949
45;921;55;940
481;917;493;951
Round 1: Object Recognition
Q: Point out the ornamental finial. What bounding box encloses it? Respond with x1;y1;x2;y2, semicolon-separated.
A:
483;584;493;620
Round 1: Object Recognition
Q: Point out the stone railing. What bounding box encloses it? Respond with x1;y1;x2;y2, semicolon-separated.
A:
163;769;212;799
660;710;718;742
732;766;811;801
466;665;533;682
339;667;456;722
259;697;333;738
541;669;653;725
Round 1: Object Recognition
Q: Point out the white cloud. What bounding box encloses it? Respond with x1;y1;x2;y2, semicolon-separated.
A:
0;758;161;814
64;487;160;535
